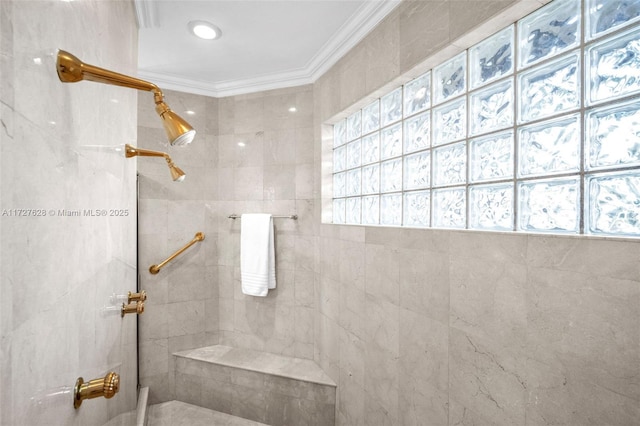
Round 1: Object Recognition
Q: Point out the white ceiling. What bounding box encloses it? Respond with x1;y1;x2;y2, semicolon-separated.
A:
135;0;400;97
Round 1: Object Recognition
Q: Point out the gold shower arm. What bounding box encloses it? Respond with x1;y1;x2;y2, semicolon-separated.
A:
149;232;205;274
124;144;186;182
56;50;164;102
56;50;196;146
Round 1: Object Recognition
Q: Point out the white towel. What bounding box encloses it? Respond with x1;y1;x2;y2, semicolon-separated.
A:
240;213;276;297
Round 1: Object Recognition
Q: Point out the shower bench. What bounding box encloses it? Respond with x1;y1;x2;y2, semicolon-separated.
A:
173;345;336;426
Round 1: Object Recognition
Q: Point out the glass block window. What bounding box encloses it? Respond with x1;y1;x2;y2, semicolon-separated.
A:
330;0;640;237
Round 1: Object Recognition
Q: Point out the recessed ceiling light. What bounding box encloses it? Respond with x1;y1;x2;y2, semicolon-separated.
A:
288;107;297;113
188;21;222;40
237;142;246;147
185;110;196;115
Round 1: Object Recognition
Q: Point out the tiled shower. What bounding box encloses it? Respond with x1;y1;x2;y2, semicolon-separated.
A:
2;0;639;425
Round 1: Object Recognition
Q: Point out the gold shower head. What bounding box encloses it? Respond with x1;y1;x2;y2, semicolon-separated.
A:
124;144;186;182
56;50;196;146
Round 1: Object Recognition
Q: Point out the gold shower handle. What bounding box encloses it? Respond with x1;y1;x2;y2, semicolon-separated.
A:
121;301;144;317
127;290;146;303
73;372;120;409
149;232;205;274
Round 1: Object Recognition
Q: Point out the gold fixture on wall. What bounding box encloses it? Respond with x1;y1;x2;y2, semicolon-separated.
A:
127;290;147;304
124;144;185;182
73;372;120;409
149;232;205;274
121;301;144;317
56;50;196;146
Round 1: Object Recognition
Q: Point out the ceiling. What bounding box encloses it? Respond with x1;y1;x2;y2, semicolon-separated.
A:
134;0;400;98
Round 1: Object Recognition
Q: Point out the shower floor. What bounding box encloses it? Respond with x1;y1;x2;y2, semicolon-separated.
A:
147;400;268;426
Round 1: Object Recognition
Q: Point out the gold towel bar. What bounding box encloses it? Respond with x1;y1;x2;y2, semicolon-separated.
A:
228;214;298;220
149;232;204;274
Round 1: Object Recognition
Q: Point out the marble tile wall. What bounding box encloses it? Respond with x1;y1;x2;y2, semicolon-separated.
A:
137;85;317;404
313;1;640;425
173;345;335;425
1;1;138;425
215;86;317;360
137;88;220;403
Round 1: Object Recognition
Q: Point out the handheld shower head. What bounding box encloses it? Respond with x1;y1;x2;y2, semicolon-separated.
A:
56;50;196;146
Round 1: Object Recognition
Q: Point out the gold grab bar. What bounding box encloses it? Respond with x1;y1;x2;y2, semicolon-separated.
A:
149;232;204;274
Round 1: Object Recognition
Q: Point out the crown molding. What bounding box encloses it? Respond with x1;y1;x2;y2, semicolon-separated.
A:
137;69;314;98
306;0;401;81
136;0;401;98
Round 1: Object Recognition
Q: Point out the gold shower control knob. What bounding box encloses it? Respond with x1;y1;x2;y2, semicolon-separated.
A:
73;372;120;409
127;290;147;303
121;301;144;317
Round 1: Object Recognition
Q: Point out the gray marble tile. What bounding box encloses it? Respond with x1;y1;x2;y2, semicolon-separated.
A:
148;400;268;426
175;373;202;408
449;328;527;426
398;247;450;323
365;244;401;305
201;378;234;415
230;384;267;424
364;389;397;426
337;369;366;426
526;267;640;402
400;0;451;73
448;399;494;426
527;236;640;281
450;256;528;352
